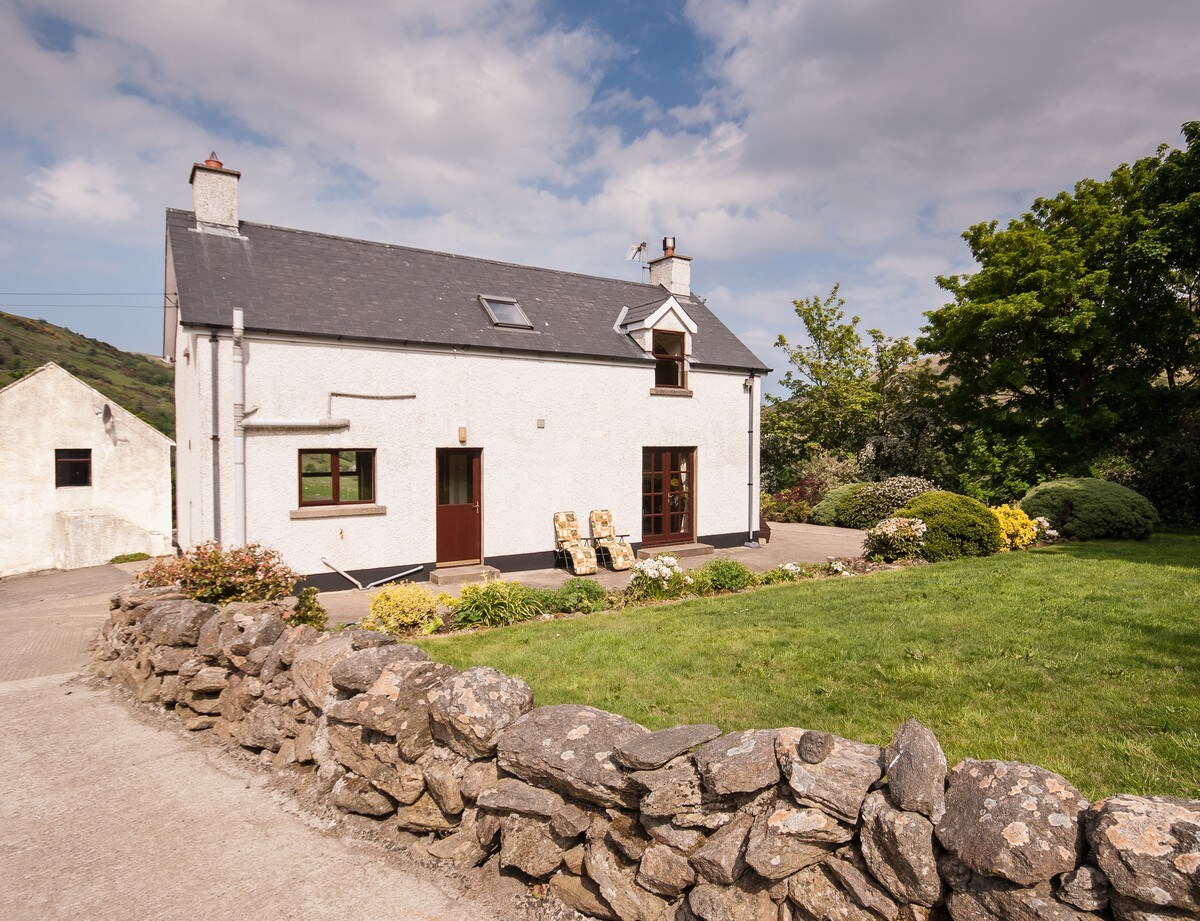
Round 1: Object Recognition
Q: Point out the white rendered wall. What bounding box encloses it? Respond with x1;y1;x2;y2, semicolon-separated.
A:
0;366;173;576
176;329;761;576
174;322;235;551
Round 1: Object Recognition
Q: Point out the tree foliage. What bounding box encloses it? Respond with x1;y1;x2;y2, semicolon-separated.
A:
919;122;1200;510
764;285;936;489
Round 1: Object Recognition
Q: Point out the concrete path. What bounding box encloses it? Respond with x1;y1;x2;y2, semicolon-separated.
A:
0;567;507;921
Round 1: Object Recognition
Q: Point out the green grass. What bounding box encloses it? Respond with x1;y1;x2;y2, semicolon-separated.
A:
419;534;1200;800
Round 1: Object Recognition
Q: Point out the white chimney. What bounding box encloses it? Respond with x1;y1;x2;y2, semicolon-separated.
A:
189;153;240;230
648;235;692;296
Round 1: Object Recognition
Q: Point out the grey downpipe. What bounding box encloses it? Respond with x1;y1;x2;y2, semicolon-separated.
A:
232;308;246;546
745;371;760;548
209;329;222;543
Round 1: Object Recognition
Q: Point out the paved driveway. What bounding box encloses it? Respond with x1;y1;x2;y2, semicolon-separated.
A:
0;566;507;921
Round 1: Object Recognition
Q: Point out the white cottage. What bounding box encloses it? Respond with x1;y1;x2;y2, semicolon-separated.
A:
165;157;769;589
0;363;174;576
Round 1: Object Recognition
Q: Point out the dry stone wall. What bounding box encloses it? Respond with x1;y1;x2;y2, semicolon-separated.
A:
92;586;1200;921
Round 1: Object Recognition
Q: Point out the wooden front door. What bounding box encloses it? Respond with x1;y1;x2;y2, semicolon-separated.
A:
641;447;695;546
436;448;482;565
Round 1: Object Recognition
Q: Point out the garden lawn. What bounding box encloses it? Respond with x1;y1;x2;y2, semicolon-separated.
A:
420;534;1200;800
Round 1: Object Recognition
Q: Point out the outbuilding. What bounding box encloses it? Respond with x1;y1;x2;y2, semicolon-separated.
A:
0;363;174;576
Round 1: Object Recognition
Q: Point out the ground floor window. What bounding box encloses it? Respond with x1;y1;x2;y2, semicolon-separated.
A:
299;449;375;506
642;447;695;545
55;448;91;487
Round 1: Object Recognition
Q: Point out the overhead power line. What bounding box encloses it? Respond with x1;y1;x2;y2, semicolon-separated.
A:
0;292;161;296
2;304;164;310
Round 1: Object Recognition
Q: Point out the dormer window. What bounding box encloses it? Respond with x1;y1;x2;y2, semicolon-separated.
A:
479;295;532;329
653;331;686;388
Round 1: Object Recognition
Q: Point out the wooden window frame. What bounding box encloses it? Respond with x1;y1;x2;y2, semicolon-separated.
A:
652;330;687;389
641;446;696;545
297;449;376;507
55;448;92;488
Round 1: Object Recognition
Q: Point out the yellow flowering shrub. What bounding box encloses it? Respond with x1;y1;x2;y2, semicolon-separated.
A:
991;503;1038;551
364;581;443;636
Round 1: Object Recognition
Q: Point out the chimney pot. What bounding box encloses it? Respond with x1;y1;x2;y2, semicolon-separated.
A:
663;236;675;256
205;151;223;169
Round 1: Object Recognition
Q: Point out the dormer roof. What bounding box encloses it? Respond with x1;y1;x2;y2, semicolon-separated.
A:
619;295;698;335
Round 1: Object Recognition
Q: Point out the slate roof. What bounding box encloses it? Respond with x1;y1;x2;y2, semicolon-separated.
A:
166;209;768;372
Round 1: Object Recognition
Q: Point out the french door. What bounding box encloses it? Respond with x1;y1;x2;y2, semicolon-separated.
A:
641;447;695;546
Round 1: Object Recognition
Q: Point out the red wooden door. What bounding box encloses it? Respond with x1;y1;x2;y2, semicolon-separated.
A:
641;447;695;546
436;449;482;565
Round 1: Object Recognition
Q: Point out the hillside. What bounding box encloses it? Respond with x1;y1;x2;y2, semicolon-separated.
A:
0;311;174;437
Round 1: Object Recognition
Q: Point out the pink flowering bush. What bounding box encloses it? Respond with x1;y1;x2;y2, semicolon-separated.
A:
863;517;927;562
136;541;299;604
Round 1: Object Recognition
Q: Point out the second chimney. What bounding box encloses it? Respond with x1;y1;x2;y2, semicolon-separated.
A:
189;153;241;230
648;235;692;296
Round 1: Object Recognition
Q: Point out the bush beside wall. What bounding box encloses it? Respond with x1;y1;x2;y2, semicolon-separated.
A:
91;585;1199;921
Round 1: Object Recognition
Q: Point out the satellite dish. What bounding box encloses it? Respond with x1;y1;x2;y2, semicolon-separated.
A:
102;404;113;425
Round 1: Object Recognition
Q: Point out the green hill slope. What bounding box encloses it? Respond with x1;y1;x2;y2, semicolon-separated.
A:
0;311;174;437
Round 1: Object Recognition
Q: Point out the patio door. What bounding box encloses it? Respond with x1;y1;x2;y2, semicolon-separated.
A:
642;447;695;546
436;448;482;565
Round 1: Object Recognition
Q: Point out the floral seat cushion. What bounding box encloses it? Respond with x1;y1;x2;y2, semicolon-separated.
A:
589;509;635;571
553;511;597;575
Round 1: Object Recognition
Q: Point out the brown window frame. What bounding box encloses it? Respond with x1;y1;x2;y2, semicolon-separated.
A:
298;449;377;507
652;330;686;389
55;448;92;488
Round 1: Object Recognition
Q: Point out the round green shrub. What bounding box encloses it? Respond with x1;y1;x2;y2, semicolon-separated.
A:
895;491;1003;561
693;558;758;593
1020;477;1158;541
835;476;939;529
550;577;610;613
809;482;863;527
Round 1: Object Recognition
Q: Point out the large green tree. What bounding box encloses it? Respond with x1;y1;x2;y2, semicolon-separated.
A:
764;285;935;490
919;124;1200;495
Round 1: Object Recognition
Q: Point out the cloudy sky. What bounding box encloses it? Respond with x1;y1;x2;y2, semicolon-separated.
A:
2;0;1198;392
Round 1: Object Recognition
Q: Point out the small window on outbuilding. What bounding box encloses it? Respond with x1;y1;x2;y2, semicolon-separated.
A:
652;331;686;388
479;295;533;329
55;449;92;488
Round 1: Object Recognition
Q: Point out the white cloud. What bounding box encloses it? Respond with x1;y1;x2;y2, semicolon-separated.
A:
25;158;138;223
2;0;1199;358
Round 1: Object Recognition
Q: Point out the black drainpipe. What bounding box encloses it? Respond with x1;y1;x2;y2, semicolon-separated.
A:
209;329;222;543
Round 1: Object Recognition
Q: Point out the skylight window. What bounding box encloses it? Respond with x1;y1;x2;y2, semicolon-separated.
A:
479;295;532;329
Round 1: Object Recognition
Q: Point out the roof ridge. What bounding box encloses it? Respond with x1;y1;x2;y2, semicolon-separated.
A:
165;208;665;294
